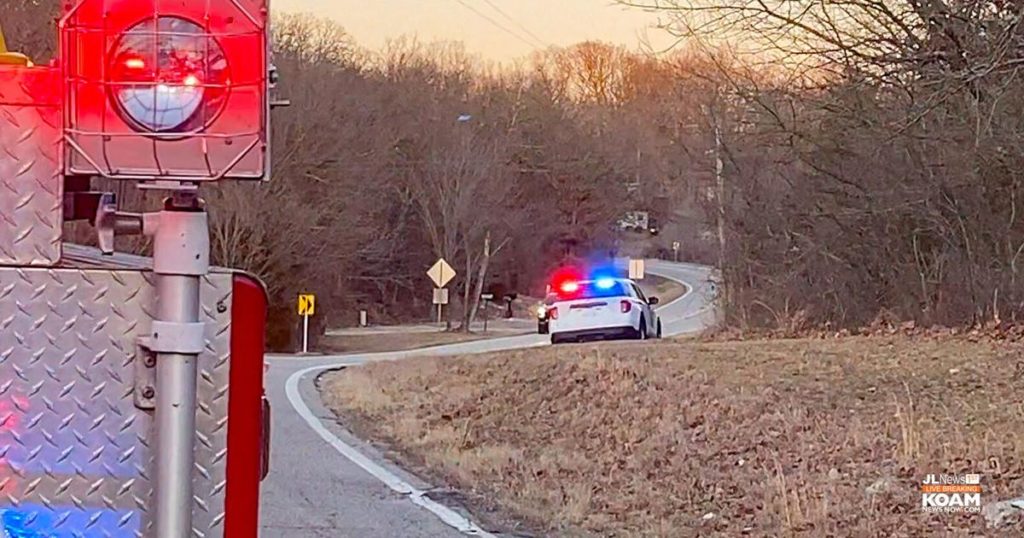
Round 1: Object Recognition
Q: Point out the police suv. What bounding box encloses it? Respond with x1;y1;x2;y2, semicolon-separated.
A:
547;277;662;344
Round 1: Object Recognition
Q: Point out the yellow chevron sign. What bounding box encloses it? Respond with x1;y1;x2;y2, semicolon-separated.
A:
298;294;315;316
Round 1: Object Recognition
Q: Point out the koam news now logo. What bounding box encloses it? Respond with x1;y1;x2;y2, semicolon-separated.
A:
921;473;982;513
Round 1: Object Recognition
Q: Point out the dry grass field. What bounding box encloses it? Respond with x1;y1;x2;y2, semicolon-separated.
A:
642;274;688;306
321;335;1024;536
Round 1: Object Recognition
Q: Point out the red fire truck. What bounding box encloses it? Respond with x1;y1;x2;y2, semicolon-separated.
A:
0;1;271;536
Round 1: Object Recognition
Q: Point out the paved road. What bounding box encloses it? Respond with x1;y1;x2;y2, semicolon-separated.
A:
326;318;535;336
646;259;719;336
259;261;716;537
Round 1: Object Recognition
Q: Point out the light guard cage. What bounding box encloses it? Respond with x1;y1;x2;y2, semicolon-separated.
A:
60;0;269;182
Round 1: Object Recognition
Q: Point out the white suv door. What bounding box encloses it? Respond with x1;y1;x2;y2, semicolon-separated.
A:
630;282;656;334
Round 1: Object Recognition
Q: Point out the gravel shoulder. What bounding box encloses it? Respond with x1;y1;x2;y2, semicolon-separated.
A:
320;331;489;354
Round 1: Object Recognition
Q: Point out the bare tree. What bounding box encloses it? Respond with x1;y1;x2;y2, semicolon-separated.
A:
620;0;1024;328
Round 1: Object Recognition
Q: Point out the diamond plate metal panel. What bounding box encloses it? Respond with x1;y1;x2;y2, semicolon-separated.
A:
0;264;233;537
0;66;62;267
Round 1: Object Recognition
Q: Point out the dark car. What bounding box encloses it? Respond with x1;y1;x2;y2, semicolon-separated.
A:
647;216;660;236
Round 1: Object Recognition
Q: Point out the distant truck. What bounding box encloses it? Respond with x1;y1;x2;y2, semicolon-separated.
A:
617;211;660;235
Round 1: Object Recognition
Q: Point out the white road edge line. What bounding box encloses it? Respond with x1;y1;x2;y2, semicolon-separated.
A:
658;272;694;305
285;364;497;538
647;264;721;329
280;262;706;536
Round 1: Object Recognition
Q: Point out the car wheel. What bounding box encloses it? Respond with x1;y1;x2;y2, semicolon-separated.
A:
636;317;647;340
551;334;561;345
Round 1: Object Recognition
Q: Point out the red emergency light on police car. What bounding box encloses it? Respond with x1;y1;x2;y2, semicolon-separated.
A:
60;0;269;181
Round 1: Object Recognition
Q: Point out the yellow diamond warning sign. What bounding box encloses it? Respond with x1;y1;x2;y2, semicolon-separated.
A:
427;258;456;288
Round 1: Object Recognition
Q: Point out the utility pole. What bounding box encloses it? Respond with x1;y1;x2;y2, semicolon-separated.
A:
713;114;725;271
702;103;726;271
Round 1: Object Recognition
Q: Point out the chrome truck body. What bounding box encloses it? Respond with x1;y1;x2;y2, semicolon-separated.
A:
0;247;269;537
0;1;272;536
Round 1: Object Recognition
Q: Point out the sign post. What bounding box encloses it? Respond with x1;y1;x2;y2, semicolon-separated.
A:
298;293;315;353
481;293;495;332
427;258;456;326
432;288;450;323
629;258;646;280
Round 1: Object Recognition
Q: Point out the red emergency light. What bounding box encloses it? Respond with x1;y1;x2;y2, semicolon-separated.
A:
60;0;269;181
550;265;584;299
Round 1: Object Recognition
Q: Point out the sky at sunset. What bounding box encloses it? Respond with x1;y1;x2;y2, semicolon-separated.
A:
274;0;677;63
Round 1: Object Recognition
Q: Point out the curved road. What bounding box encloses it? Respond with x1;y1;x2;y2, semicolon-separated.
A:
259;261;716;537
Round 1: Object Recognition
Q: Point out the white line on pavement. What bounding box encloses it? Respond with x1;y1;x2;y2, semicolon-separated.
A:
284;364;497;537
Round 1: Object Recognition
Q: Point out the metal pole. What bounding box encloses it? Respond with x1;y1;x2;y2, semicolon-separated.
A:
154;274;200;538
149;195;209;538
302;315;309;353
